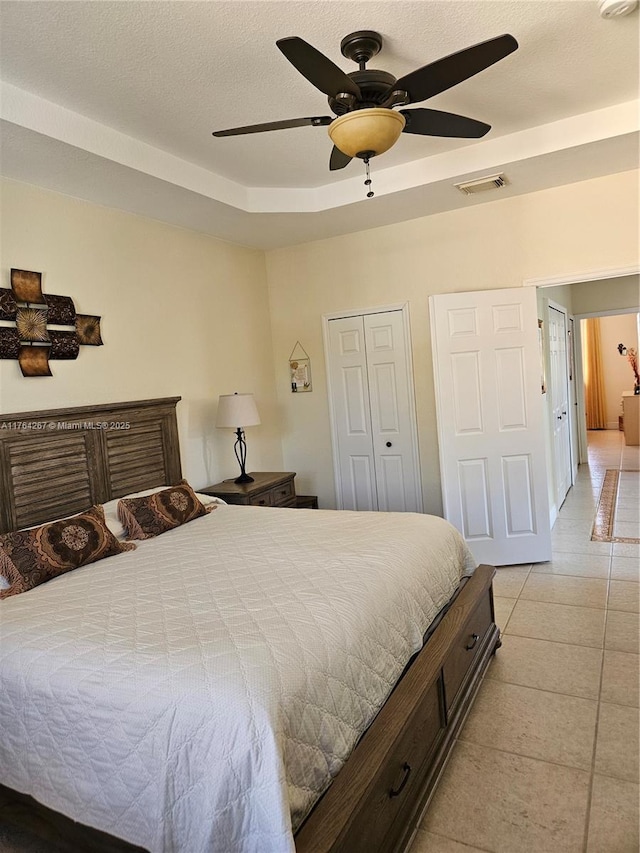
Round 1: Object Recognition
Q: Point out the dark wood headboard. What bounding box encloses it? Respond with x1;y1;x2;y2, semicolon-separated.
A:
0;398;182;533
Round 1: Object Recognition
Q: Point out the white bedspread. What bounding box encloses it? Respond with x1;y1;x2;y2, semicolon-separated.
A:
0;505;475;853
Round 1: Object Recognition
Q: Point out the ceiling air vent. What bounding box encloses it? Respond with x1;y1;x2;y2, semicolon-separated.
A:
454;173;508;196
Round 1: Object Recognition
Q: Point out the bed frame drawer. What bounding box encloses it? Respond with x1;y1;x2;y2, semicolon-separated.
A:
335;679;444;853
442;593;493;712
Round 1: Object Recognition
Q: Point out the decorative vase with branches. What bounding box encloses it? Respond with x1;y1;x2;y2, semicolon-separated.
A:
627;347;640;394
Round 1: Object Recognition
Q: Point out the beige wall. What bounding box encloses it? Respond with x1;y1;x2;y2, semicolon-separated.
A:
0;179;283;488
3;169;638;512
266;170;639;514
599;313;640;428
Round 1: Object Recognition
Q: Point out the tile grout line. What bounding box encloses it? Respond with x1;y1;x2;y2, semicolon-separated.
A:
483;671;602;703
580;445;620;853
514;598;608;612
455;734;594;777
416;827;497;853
493;631;604;653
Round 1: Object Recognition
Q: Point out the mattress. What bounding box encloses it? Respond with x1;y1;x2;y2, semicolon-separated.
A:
0;505;475;853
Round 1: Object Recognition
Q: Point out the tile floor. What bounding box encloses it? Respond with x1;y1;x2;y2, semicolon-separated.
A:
412;430;640;853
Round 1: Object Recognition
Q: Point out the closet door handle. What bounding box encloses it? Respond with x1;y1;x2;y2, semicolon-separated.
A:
386;441;392;447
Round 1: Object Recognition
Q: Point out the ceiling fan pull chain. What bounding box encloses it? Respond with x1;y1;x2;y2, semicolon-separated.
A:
364;158;374;199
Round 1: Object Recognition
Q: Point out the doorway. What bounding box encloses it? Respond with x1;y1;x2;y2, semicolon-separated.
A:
535;273;639;528
323;304;422;512
547;302;573;510
578;310;640;452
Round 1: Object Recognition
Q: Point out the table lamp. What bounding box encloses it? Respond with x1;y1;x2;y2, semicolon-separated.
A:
215;393;261;483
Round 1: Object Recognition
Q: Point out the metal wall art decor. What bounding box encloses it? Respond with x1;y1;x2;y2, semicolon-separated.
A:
289;341;312;392
0;269;103;376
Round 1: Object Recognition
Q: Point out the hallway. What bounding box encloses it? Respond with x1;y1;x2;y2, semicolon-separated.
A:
413;430;639;853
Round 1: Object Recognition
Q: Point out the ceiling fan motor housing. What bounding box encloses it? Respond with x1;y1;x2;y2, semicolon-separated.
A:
329;69;398;114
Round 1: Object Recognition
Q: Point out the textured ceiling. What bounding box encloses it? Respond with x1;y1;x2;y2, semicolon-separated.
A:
0;0;638;246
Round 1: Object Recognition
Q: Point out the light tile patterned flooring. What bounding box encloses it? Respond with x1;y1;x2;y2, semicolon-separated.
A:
412;430;640;853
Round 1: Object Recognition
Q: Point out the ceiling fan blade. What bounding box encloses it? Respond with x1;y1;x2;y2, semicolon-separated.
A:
390;34;518;104
400;108;490;138
212;116;332;137
329;146;352;171
277;36;361;99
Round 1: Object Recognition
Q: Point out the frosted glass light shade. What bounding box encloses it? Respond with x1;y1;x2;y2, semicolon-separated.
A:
328;108;406;158
215;393;261;428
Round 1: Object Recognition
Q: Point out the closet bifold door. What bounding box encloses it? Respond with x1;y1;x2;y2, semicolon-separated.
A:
327;315;378;511
363;311;421;513
326;308;422;513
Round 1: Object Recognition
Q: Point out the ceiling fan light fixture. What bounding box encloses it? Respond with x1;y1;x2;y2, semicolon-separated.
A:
328;108;406;159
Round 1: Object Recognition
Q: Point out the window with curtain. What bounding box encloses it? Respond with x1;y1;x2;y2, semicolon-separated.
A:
582;317;607;430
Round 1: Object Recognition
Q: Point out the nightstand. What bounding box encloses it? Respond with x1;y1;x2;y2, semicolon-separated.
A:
296;495;319;509
200;472;298;507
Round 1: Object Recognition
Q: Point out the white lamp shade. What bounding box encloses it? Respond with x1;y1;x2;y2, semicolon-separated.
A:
216;393;261;428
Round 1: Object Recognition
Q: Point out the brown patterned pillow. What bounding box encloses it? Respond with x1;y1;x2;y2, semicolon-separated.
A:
117;480;211;540
0;506;136;600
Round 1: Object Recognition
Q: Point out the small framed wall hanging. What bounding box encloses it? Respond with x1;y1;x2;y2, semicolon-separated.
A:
289;341;312;393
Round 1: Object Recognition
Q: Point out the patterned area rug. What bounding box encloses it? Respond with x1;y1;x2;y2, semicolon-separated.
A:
591;469;640;543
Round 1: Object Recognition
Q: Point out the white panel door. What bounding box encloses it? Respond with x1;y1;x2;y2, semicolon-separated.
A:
327;316;377;510
327;309;422;513
548;305;572;509
430;288;552;565
364;311;421;512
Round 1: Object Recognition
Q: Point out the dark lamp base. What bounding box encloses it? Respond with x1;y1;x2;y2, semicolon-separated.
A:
234;472;255;484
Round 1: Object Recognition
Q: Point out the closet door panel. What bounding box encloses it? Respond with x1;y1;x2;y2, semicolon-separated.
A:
327;316;377;511
364;312;421;513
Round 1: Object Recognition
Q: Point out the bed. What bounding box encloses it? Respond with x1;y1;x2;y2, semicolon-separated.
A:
0;398;500;853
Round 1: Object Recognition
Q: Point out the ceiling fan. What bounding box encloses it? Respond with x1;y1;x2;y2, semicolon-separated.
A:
212;30;518;177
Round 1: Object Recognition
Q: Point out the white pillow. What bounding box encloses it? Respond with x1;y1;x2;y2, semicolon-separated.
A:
195;492;227;507
102;485;226;539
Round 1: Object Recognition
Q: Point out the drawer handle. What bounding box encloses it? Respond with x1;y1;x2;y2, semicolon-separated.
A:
389;762;412;798
465;633;480;651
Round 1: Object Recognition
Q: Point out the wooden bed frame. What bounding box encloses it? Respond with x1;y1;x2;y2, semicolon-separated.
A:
0;398;500;853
